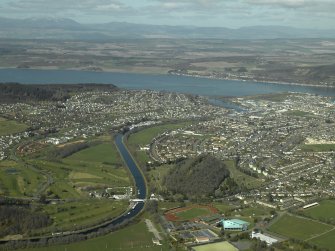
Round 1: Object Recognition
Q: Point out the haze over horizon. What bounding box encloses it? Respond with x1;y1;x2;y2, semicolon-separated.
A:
0;0;334;29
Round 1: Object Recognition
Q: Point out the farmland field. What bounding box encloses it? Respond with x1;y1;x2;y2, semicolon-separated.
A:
0;117;27;136
268;214;333;240
19;221;167;251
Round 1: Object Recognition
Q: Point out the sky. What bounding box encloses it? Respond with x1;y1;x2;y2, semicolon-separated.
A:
0;0;334;29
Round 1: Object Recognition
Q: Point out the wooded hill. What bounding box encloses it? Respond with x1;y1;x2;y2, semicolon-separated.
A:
0;83;118;103
164;155;230;199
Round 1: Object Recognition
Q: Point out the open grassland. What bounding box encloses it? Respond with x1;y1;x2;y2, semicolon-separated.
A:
37;200;128;233
224;160;263;189
268;214;333;240
19;221;168;251
0;160;45;197
66;143;122;164
301;144;335;152
309;229;335;251
0;117;27;136
303;200;335;223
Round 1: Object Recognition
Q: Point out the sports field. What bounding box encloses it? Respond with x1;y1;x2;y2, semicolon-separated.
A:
303;200;335;222
268;214;333;240
309;229;335;250
193;241;238;251
18;221;167;251
0;117;27;136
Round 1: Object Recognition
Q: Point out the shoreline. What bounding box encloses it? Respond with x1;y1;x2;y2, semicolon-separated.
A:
169;72;335;89
0;66;334;89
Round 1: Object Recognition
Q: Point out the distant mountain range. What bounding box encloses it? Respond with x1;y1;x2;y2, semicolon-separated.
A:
1;17;335;40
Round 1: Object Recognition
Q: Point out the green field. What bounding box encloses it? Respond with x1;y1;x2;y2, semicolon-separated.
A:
19;221;167;251
0;160;45;197
224;160;263;189
309;229;335;251
176;207;212;221
128;123;190;146
239;205;272;218
212;202;235;214
303;200;335;223
127;122;190;166
0;117;27;136
193;241;238;251
35;199;128;234
67;143;122;164
268;214;333;240
301;144;335;152
16;137;133;233
27;140;131;200
284;110;313;117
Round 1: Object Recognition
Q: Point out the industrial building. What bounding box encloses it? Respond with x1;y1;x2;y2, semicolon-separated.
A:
221;219;249;231
251;231;278;245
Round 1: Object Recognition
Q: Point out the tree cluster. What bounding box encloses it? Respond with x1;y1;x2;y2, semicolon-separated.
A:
0;206;52;238
164;155;230;199
0;83;118;103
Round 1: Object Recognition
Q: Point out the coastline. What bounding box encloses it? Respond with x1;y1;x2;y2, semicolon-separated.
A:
169;72;335;89
1;66;334;89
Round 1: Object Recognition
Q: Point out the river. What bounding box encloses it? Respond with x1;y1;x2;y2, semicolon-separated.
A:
1;68;335;97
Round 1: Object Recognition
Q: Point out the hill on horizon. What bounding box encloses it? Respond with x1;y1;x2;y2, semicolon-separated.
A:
1;17;335;40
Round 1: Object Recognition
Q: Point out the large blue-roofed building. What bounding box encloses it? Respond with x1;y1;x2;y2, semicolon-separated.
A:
221;219;249;231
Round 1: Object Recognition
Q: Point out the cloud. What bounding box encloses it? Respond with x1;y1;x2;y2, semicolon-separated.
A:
246;0;308;8
0;0;333;28
245;0;335;11
5;0;132;15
